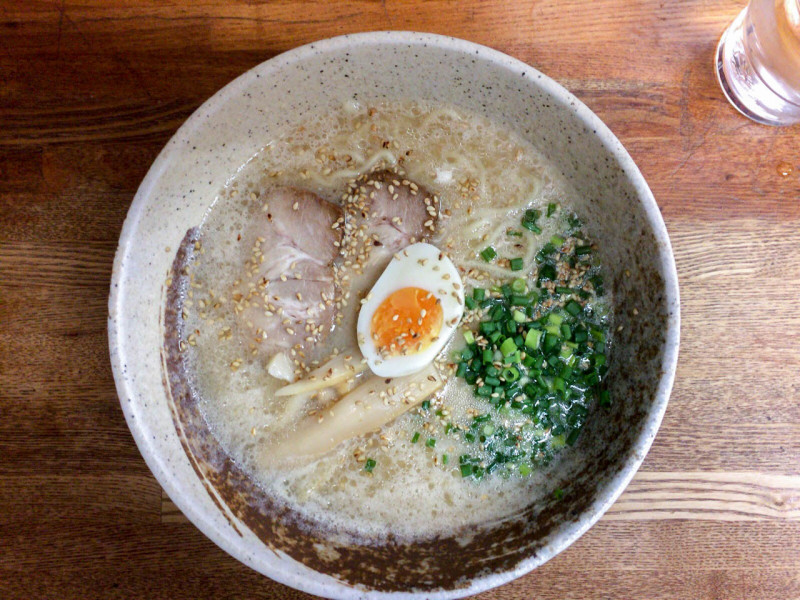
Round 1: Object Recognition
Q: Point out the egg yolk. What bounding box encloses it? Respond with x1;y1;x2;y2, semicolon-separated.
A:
370;287;443;357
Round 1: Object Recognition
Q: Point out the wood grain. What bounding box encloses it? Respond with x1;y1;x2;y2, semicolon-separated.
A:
1;1;799;599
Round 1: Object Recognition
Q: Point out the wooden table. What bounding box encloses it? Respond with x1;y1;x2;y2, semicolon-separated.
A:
2;1;799;598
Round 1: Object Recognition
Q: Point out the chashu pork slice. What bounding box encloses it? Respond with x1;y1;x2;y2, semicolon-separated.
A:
340;170;439;285
232;186;343;359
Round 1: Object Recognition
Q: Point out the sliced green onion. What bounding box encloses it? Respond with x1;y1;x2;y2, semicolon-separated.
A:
473;287;486;301
511;278;527;293
511;294;530;306
519;463;532;476
442;454;449;464
510;258;524;271
547;203;558;217
480;246;497;262
421;400;431;411
460;464;473;477
565;300;582;316
524;208;541;222
507;229;523;237
550;235;565;246
544;333;560;351
522;220;542;234
502;366;520;382
566;428;581;446
465;296;477;310
575;245;593;256
538;264;557;281
463;330;475;345
547;313;564;326
525;328;543;349
364;458;376;472
500;338;518;356
426;437;436;448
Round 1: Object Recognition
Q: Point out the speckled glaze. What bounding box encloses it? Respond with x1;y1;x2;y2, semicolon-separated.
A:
108;32;680;599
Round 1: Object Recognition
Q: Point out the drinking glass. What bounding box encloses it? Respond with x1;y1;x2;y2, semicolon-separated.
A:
716;0;800;125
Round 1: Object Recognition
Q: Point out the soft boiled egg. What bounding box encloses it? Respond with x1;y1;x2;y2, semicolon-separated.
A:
357;242;465;377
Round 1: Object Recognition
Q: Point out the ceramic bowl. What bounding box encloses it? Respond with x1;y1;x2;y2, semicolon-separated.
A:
108;31;680;599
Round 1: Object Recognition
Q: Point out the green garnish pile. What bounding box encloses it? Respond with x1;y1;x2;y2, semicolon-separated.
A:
453;207;611;479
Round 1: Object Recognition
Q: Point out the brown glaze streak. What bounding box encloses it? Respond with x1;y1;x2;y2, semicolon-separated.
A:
161;218;668;592
161;228;243;536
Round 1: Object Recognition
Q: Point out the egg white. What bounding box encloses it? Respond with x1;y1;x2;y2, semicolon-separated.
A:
357;243;465;377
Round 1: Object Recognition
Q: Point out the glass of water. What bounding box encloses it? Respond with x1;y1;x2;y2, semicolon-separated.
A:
716;0;800;125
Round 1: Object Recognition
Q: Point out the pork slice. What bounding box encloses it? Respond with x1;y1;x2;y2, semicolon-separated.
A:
266;187;342;263
232;186;343;360
341;170;439;282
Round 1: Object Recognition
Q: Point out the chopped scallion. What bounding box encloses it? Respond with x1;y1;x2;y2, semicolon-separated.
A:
500;338;518;356
522;220;542;234
511;278;527;294
525;328;542;349
502;366;520;382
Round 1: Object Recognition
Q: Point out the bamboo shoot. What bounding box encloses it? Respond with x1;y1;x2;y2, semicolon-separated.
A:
268;365;443;462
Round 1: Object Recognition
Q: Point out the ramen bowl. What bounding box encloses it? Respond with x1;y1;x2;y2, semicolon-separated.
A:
108;31;679;599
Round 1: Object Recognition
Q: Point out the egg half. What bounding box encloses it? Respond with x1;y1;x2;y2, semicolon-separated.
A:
357;243;465;377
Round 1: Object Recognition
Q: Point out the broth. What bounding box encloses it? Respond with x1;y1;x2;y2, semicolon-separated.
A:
178;100;611;541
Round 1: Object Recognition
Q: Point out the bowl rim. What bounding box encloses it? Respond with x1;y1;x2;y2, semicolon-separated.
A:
109;30;680;599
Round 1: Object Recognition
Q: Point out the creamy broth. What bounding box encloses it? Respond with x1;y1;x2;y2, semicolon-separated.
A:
181;101;609;541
